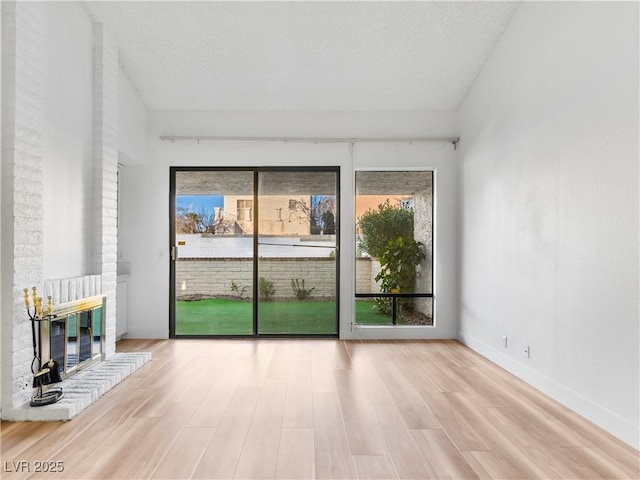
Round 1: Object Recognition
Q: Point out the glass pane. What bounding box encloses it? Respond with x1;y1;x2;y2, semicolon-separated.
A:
354;297;433;326
66;313;78;369
92;306;102;356
78;311;92;363
50;318;66;371
355;171;433;325
397;297;433;325
257;171;338;335
355;299;393;325
174;170;254;335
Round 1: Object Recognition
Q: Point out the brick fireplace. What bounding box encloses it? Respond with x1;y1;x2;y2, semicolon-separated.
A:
3;277;150;422
0;3;149;421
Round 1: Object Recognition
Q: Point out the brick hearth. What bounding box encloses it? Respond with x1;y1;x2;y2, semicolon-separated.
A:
6;352;151;421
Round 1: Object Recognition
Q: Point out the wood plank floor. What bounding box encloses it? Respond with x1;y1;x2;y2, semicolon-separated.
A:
2;339;638;479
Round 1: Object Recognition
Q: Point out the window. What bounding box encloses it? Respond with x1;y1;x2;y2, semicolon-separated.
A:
355;171;433;326
237;199;253;221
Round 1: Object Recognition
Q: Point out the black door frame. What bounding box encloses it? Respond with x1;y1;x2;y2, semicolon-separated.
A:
169;166;340;338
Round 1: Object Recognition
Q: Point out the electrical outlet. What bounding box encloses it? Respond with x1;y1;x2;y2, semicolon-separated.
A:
502;335;508;348
524;345;530;358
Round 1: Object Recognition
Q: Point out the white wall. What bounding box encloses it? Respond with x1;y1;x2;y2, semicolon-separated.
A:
42;1;94;279
116;66;147;276
119;111;458;339
118;70;147;165
458;2;639;448
0;0;3;417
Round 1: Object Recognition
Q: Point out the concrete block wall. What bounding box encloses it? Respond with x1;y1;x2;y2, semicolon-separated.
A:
0;3;119;417
259;257;336;298
356;257;381;294
177;258;254;298
176;257;364;300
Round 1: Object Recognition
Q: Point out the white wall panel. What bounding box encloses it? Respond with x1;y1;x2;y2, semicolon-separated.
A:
458;1;639;448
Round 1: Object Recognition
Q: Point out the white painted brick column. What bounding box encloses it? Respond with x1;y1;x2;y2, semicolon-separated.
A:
1;1;45;411
93;23;118;358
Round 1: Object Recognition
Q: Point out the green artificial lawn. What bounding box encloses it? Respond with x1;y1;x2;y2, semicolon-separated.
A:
175;298;392;335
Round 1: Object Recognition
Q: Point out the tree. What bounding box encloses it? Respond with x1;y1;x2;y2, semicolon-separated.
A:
357;199;422;315
175;207;233;235
290;195;337;234
357;199;414;257
175;208;200;234
376;237;424;293
315;196;336;234
321;210;335;234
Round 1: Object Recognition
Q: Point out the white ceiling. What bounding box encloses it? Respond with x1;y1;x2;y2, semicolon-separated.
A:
82;1;519;112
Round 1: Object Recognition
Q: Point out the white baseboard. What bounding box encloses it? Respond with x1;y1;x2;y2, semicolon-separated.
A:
341;325;458;340
458;331;639;450
122;327;169;339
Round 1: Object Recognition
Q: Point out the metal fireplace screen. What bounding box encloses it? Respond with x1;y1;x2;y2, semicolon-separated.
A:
41;295;105;377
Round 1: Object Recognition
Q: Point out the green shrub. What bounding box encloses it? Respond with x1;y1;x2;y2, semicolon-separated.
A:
357;201;424;315
230;280;248;299
372;236;424;315
357;199;414;258
259;277;275;301
376;237;425;293
291;278;315;300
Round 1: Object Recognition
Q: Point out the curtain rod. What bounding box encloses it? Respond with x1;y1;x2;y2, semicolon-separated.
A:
159;135;460;148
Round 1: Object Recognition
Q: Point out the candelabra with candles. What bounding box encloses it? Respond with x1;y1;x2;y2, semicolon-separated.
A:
24;287;64;407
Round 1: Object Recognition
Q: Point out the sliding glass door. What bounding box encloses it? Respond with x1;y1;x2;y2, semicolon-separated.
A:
170;167;338;337
172;170;254;335
257;171;338;334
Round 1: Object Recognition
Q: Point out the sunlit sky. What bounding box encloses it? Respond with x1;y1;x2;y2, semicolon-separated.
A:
176;195;224;213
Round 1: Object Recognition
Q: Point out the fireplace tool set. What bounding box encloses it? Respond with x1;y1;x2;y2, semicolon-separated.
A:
24;287;64;407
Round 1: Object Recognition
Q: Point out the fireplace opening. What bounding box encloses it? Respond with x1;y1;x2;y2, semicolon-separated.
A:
42;296;105;378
